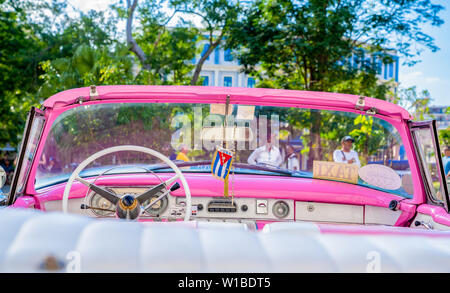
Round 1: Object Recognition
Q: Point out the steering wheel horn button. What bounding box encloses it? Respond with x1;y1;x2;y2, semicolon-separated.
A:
119;195;138;210
116;194;140;220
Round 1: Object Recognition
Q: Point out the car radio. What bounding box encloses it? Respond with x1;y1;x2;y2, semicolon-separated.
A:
207;199;237;212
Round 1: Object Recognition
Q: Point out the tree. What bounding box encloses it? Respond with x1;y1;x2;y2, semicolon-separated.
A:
0;0;118;146
169;0;240;85
395;86;432;121
36;4;136;97
227;0;443;167
120;0;198;84
38;44;135;98
229;0;443;88
439;127;450;148
123;0;240;85
0;0;47;146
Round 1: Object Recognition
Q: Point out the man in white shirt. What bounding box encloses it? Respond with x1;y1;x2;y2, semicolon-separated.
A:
284;144;300;171
333;136;361;167
248;135;282;167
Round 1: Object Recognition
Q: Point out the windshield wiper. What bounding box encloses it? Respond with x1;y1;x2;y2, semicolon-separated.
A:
148;160;302;176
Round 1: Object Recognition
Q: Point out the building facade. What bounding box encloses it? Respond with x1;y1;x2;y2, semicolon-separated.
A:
426;106;450;130
193;41;400;88
192;42;257;88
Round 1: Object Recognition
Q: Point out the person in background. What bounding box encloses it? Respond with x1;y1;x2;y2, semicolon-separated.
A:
333;136;361;167
0;152;5;166
1;159;14;185
39;153;47;171
46;157;62;173
284;144;300;171
443;146;450;178
169;151;178;160
248;134;282;167
176;144;190;162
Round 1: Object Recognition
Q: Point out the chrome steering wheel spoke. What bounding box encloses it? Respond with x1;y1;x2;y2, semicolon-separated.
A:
136;174;179;205
76;176;120;205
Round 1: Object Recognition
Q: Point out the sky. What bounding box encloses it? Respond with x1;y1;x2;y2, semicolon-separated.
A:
399;0;450;107
69;0;449;106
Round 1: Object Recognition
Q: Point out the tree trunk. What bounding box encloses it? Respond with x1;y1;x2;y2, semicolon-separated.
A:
190;32;224;85
126;0;150;71
307;111;322;170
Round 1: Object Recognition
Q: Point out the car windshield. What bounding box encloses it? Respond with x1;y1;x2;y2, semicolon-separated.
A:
35;102;413;198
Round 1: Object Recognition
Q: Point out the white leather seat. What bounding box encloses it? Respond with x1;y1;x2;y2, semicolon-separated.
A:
0;208;449;272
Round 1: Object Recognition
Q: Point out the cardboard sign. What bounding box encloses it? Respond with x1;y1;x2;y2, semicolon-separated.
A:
236;105;255;120
210;103;233;116
313;161;359;184
358;164;402;190
201;126;253;142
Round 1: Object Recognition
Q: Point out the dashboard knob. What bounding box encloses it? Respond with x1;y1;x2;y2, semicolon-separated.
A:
389;200;399;211
241;204;248;212
273;201;289;219
170;182;180;192
197;204;203;211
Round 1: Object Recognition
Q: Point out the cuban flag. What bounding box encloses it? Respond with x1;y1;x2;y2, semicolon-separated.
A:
211;147;234;181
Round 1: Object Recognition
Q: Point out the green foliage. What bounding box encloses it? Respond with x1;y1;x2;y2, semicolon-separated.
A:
394;86;432;121
349;115;386;163
226;0;443;165
439;127;450;147
329;71;394;101
38;44;135;98
112;0;201;85
0;0;44;146
134;26;198;85
0;0;445;153
228;0;443;92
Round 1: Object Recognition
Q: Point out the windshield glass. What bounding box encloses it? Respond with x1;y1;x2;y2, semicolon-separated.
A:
35;102;413;197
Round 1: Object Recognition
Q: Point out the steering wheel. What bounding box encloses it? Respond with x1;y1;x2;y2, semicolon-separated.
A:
62;145;192;221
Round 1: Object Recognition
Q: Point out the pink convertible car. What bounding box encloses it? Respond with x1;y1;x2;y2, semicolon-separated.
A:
0;85;449;272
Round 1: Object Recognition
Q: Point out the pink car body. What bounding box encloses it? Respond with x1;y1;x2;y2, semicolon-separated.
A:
1;85;449;273
7;85;450;231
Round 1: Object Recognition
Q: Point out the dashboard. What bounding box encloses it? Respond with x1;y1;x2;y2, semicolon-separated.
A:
38;173;409;227
41;184;404;228
49;186;296;223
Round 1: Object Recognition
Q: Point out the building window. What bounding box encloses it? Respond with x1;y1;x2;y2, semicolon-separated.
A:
353;54;360;69
224;76;232;87
375;57;382;75
224;49;233;62
201;44;210;60
247;78;255;88
214;47;220;64
201;76;209;86
388;62;394;79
